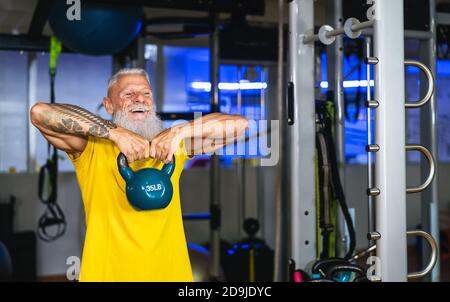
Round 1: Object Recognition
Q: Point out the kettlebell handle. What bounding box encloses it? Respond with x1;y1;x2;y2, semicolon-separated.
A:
117;153;176;179
161;158;176;177
117;153;133;181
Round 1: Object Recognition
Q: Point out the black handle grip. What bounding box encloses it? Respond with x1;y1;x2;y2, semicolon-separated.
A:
117;152;129;169
287;82;295;126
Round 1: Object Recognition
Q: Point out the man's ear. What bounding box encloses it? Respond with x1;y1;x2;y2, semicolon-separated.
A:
103;97;114;115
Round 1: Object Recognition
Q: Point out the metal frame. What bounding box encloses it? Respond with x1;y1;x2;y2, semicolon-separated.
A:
209;12;221;281
28;0;51;39
353;230;438;280
27;52;38;173
365;37;376;250
326;0;348;258
288;0;317;269
372;0;408;282
304;19;374;44
419;0;440;282
288;0;441;282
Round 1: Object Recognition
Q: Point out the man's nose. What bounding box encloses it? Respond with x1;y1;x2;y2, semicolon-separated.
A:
133;92;146;103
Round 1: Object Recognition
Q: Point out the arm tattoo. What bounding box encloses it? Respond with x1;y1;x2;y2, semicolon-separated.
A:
40;103;117;138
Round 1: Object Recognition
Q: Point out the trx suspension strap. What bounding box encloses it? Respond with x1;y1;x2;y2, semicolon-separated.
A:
317;130;333;259
37;36;66;242
322;101;356;259
316;101;355;259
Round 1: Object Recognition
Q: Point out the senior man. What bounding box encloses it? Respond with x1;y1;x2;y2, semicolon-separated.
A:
30;68;248;282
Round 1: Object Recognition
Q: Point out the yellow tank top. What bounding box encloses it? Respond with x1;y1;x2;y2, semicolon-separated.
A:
68;136;193;282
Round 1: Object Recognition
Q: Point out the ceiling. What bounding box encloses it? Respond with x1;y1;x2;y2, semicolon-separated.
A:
0;0;448;41
0;0;283;37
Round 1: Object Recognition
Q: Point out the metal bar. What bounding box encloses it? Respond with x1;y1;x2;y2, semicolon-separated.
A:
209;12;221;281
0;34;51;52
326;27;345;39
302;34;319;44
86;0;265;15
236;65;244;240
404;60;434;108
273;0;286;282
351;245;377;261
352;20;375;32
365;37;375;250
28;0;51;39
258;67;267;237
351;230;438;280
374;0;408;282
134;37;146;68
288;0;317;269
406;230;438;280
405;145;436;194
27;53;38;173
155;43;165;112
420;0;440;282
304;18;374;44
329;0;348;260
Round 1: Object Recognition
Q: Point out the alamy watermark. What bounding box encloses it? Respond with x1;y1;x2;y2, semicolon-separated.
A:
66;0;81;21
66;256;80;281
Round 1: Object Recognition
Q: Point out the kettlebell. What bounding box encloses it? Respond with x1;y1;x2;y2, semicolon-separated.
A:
117;153;175;211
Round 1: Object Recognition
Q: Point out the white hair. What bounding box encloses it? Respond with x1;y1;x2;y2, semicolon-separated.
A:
108;68;162;140
108;68;151;93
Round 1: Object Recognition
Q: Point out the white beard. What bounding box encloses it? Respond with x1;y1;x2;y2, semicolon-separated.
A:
112;108;163;141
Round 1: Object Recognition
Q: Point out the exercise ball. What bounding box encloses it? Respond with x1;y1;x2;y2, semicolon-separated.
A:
0;241;12;281
48;2;143;56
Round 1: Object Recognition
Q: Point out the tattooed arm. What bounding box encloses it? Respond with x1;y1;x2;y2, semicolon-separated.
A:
30;102;151;161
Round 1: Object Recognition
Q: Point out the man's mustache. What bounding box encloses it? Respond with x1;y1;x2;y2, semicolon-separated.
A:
126;105;151;113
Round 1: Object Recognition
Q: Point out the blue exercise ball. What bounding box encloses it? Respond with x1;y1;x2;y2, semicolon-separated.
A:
0;241;12;281
48;2;143;56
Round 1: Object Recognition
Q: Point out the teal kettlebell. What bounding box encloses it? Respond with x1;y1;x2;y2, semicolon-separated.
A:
117;153;175;211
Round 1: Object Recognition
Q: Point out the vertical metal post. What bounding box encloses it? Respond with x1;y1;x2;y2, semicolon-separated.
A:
289;0;317;269
274;0;286;281
237;65;245;239
134;37;145;68
258;67;267;237
209;12;221;280
155;43;165;112
419;0;440;282
330;0;348;258
365;37;375;248
27;52;38;173
374;0;408;281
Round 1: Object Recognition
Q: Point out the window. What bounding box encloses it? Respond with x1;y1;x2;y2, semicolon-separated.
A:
436;61;450;161
144;45;269;165
0;51;28;173
34;53;112;172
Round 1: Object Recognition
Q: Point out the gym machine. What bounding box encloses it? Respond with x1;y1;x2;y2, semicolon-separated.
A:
287;0;439;282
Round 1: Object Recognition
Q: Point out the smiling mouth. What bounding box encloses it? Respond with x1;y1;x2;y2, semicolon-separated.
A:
129;109;149;114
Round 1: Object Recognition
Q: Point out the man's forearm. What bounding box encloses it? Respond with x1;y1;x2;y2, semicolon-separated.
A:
177;113;248;155
31;103;117;139
180;113;248;140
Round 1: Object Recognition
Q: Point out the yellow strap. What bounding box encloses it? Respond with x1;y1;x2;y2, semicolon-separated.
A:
249;249;255;282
